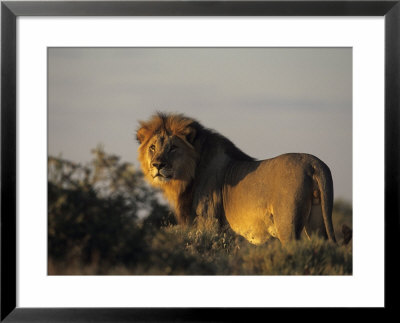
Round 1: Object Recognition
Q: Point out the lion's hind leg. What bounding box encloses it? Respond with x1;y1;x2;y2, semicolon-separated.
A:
304;193;328;239
274;201;311;246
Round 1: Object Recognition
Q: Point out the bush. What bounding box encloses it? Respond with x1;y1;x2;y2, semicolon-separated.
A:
48;146;170;274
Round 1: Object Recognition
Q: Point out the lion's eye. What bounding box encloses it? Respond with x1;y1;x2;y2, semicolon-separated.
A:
149;145;155;152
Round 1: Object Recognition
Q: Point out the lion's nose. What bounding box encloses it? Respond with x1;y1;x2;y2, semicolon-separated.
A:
152;162;166;170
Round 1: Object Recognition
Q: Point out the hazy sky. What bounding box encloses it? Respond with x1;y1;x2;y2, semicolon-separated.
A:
48;48;352;202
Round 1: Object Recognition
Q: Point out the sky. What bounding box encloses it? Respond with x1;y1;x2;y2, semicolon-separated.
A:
48;48;352;202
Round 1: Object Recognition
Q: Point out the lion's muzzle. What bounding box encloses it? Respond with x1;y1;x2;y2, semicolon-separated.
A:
151;162;173;183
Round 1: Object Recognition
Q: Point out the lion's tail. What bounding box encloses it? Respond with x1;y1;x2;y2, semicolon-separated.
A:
314;162;337;243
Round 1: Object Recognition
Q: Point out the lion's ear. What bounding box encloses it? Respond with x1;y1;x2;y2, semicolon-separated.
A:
184;126;197;144
136;126;149;144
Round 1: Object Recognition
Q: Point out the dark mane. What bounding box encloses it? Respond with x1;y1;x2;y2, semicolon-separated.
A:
138;112;254;162
194;123;255;163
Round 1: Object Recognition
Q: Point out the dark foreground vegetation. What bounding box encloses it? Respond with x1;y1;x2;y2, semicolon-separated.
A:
48;147;352;275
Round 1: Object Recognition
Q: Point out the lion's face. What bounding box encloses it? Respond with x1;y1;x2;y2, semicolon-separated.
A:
136;114;198;190
142;134;197;186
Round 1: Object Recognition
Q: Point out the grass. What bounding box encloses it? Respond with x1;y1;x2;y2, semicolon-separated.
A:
49;214;352;276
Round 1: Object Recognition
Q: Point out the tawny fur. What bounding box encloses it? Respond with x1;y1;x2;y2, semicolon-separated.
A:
136;112;336;245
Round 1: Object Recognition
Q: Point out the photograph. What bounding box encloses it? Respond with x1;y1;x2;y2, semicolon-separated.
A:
47;47;353;276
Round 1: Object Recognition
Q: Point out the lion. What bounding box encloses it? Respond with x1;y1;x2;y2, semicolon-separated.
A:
136;112;336;245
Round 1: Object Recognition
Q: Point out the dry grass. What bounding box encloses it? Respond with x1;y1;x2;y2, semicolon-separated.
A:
49;214;352;276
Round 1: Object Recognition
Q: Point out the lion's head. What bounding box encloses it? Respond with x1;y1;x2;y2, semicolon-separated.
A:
136;113;199;214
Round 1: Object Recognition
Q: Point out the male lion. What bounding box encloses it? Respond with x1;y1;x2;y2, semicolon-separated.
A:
136;112;336;245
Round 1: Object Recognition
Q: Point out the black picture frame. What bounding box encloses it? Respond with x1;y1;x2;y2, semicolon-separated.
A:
1;1;399;321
